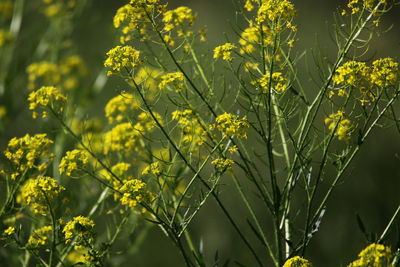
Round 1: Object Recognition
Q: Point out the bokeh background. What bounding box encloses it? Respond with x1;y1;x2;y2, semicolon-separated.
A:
1;0;400;266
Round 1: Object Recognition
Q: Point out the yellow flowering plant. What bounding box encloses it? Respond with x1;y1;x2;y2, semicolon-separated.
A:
0;0;400;266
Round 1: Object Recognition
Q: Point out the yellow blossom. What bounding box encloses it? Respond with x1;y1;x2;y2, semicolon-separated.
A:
212;113;249;139
370;58;399;87
254;72;288;93
63;216;95;248
159;72;184;92
256;0;296;31
283;256;313;267
27;226;53;249
142;162;161;175
28;86;67;119
119;179;150;209
18;176;65;214
163;6;195;35
172;109;208;148
59;149;89;176
348;243;393;267
211;158;234;169
3;226;15;236
333;61;371;87
324;110;353;142
213;43;237;61
103;122;144;154
104;45;142;76
4;134;54;179
105;93;140;123
26;62;61;90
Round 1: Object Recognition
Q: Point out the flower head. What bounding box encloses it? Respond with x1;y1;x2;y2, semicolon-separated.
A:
104;45;142;76
159;72;184;92
28;86;67;119
348;243;393;267
212;113;249;139
214;43;237;61
283;256;313;267
370;57;399;87
27;226;53;249
59;149;90;176
105;93;140;123
324;111;353;142
63;216;95;248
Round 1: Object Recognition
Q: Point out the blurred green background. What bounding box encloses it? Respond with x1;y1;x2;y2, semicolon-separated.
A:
1;0;400;266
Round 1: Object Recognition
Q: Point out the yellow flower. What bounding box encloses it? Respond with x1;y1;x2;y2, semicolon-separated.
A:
63;216;95;247
119;179;151;209
28;86;67;119
18;176;65;214
283;256;313;267
239;24;272;54
163;6;196;35
333;61;371;87
104;45;143;76
159;72;184;92
105;93;140;123
256;0;296;31
103;122;144;154
211;158;234;169
59;149;89;176
254;72;288;93
348;243;393;267
27;226;53;249
212;113;249;139
324;110;353;142
172;109;208;148
3;226;15;236
4;134;54;179
213;43;237;61
370;58;399;87
141;162;161;175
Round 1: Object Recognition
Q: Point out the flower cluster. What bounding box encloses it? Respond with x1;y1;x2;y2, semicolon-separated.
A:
28;86;67;118
27;226;53;249
213;43;237;61
103;122;144;154
283;256;313;267
333;61;370;87
348;243;393;267
4;134;54;179
63;216;95;248
3;226;15;236
104;45;142;76
141;161;161;176
212;113;249;139
18;175;65;214
211;158;234;169
59;149;90;176
324;111;353;142
256;0;296;31
137;111;163;131
163;6;195;35
113;0;163;43
344;0;385;15
172;109;208;148
159;72;184;92
239;25;272;54
119;179;150;209
105;93;140;123
370;57;399;87
254;72;288;93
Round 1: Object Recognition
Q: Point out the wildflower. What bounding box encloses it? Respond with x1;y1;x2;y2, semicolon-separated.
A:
26;62;61;90
213;43;237;61
103;122;144;154
211;158;234;169
63;216;95;248
346;0;384;15
105;93;140;123
212;113;249;139
159;72;184;92
119;179;151;209
283;256;313;267
104;45;142;76
134;66;162;96
256;0;296;31
66;247;99;265
370;58;399;87
28;86;67;119
172;109;207;147
348;243;393;267
324;111;353;142
4;134;54;179
27;226;53;249
333;61;371;87
244;0;256;11
59;149;90;176
18;176;65;214
3;226;15;236
254;72;288;93
228;145;238;154
239;24;272;54
142;162;161;175
163;6;196;35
